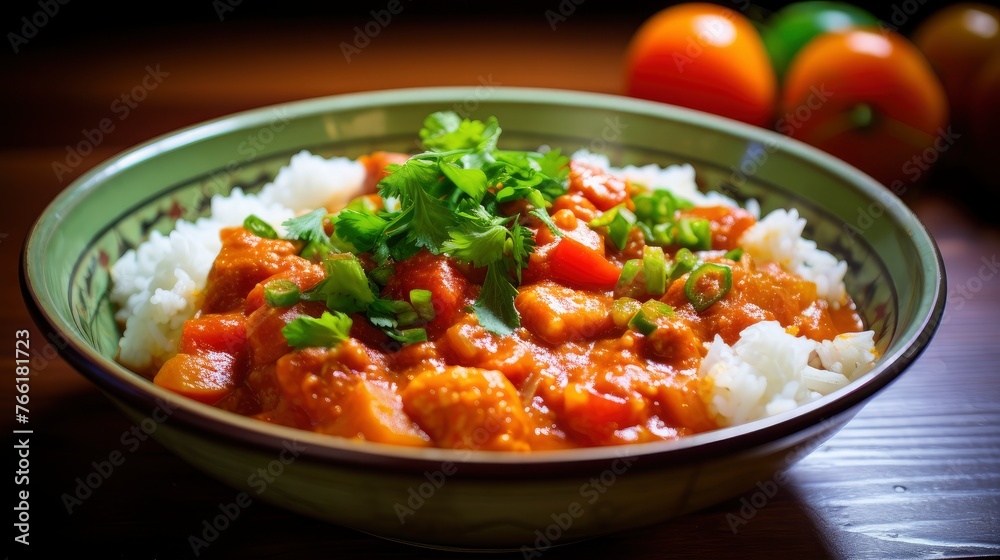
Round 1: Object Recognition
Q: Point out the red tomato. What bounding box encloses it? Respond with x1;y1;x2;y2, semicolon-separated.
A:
548;237;621;291
779;28;948;188
624;3;777;127
913;4;1000;130
913;4;1000;191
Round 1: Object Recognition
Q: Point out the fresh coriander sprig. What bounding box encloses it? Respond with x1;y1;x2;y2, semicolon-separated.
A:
328;111;569;336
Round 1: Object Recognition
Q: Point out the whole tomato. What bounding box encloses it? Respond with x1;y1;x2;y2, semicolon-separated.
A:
912;4;1000;130
779;28;948;189
761;1;879;81
624;3;777;128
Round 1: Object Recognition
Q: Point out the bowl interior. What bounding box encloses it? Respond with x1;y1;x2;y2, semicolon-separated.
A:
24;87;942;461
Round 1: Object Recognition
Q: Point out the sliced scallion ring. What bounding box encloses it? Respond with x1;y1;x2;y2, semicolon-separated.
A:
264;279;300;307
669;248;697;281
243;215;278;239
611;297;642;329
409;289;436;322
684;262;732;312
627;299;675;335
386;328;428;345
643;245;667;296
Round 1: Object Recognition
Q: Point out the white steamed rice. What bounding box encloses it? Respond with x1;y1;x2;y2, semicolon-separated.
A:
110;151;366;371
111;148;878;428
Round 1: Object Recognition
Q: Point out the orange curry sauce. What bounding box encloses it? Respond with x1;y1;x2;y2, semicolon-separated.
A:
151;155;864;451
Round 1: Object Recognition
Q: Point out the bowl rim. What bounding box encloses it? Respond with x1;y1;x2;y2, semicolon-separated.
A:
20;85;947;475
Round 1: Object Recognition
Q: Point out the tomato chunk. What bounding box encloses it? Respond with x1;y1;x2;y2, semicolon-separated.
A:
567;160;631;211
201;227;302;314
548;237;621;291
382;250;474;337
154;352;241;405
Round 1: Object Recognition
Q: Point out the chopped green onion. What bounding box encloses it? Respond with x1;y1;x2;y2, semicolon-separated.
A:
724;247;744;261
628;309;657;335
264;279;300;307
393;302;420;327
627;299;675;335
409;289;436;322
243;215;278;239
649;223;673;245
299;241;326;261
669;248;697;281
615;259;645;299
589;204;637;251
676;218;712;251
616;259;642;290
684;262;732;312
385;328;428;345
633;190;681;225
611;297;642;329
643;245;667;296
369;262;395;287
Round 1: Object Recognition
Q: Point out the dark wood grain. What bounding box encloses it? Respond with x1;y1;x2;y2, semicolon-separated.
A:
3;6;998;559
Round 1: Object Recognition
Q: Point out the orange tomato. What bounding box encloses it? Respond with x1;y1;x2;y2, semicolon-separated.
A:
779;28;948;188
912;4;1000;130
624;3;777;128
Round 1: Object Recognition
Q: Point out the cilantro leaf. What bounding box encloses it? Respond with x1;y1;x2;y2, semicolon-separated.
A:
442;211;510;267
530;149;570;181
282;209;330;245
301;254;376;314
377;158;441;203
529;208;564;238
399;187;455;253
281;311;353;349
440;161;488;202
506;221;536;281
472;262;521;336
419;112;501;153
332;209;388;253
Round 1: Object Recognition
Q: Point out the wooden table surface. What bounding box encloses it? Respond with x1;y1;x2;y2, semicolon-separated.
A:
3;4;998;558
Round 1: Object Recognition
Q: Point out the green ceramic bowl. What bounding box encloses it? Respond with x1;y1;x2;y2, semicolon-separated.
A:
21;87;944;550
